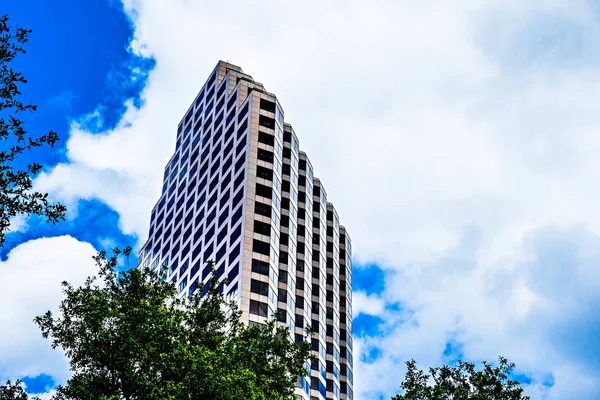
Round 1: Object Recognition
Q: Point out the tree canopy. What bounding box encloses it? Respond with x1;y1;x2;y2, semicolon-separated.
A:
0;14;66;246
393;357;530;400
31;248;311;400
0;380;39;400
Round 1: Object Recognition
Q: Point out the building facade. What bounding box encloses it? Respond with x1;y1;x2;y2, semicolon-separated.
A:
138;61;353;400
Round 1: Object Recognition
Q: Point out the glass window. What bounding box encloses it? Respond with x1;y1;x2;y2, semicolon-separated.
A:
251;279;269;296
227;262;239;283
254;201;271;217
256;183;272;199
258;115;275;130
254;220;272;237
229;223;242;245
253;239;270;256
291;135;299;155
260;98;276;113
236;133;247;154
257;148;274;164
275;106;284;130
252;259;270;275
249;300;268;317
258;131;275;147
238;101;249;122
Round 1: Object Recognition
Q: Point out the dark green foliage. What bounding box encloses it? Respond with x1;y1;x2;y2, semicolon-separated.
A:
0;381;39;400
393;357;530;400
0;14;66;246
34;248;312;400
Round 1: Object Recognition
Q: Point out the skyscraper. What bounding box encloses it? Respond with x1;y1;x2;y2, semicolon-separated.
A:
138;61;353;400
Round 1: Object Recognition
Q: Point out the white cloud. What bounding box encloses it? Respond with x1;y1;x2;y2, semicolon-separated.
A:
356;225;600;398
36;391;57;400
353;292;385;317
9;215;28;234
0;236;97;383
34;0;600;398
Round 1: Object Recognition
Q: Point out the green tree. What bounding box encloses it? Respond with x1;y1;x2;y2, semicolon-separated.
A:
34;248;312;400
393;357;529;400
0;380;39;400
0;14;66;246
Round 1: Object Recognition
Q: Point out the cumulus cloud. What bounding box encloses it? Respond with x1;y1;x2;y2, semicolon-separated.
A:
36;391;57;400
356;225;600;399
9;215;29;234
33;0;600;398
0;236;97;384
353;292;386;317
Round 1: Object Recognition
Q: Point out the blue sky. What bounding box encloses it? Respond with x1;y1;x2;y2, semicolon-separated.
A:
0;2;147;391
3;1;600;399
1;0;391;394
0;0;145;257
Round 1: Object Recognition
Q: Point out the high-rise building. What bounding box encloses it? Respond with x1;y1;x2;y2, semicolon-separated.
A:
138;61;353;400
